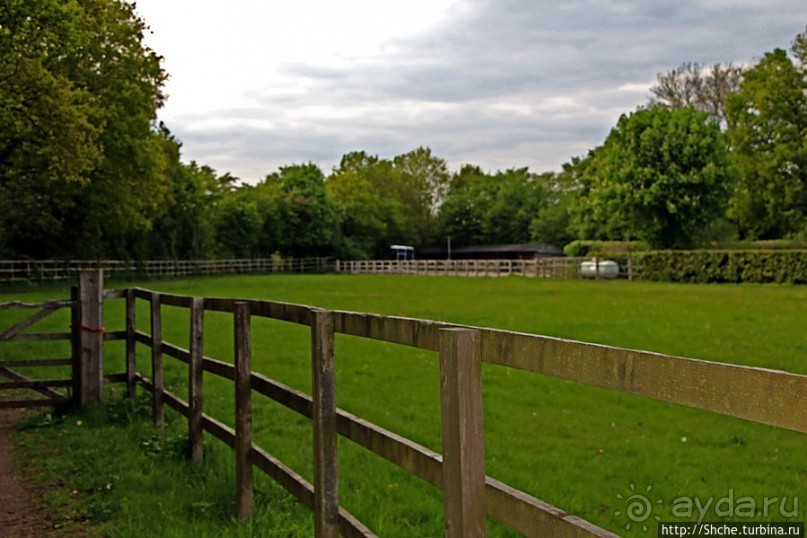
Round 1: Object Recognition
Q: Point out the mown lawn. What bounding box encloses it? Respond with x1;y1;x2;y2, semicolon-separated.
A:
3;274;806;537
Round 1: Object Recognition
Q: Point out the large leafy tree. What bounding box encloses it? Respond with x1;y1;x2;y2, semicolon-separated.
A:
393;147;450;244
0;0;169;258
725;42;807;239
569;107;734;249
326;151;415;259
438;166;548;246
258;163;336;257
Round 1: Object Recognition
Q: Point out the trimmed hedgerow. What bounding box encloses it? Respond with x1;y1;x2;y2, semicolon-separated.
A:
631;250;807;284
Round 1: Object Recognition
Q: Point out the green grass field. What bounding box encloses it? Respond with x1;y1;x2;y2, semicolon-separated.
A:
4;274;806;537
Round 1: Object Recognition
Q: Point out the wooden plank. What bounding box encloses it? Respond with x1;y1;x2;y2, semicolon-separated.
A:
247;299;312;326
439;328;486;538
234;302;253;519
251;372;312;418
0;299;73;310
162;342;190;363
126;289;136;398
0;379;73;389
150;293;164;426
103;330;127;341
201;414;236;448
132;288;152;301
10;332;72;341
334;311;443;351
71;286;80;402
203;297;312;326
336;408;443;488
0;359;72;368
485;478;618;538
202;356;235;380
103;373;128;384
78;270;104;407
311;309;338;538
189;297;204;466
0;306;59;341
0;366;66;400
134;330;152;346
103;289;127;300
159;293;194;308
162;389;190;418
251;444;314;508
250;445;377;538
478;329;807;434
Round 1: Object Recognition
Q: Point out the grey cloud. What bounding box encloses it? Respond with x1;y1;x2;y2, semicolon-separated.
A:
166;0;806;182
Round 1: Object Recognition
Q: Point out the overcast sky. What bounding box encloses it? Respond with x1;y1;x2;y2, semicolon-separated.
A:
134;0;806;183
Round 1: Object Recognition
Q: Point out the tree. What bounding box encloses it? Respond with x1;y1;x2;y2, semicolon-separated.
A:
569;107;734;249
725;46;807;239
326;151;414;258
0;0;169;258
258;163;336;257
650;62;743;127
393;147;450;244
437;166;548;246
529;170;577;247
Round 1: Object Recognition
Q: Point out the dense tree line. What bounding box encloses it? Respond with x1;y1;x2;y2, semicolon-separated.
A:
1;2;805;259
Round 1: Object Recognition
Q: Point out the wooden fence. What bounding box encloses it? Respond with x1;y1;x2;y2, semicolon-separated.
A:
0;257;334;283
2;271;805;536
0;270;125;409
120;285;804;537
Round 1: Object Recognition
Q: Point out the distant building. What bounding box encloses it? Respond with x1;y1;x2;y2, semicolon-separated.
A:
417;243;563;260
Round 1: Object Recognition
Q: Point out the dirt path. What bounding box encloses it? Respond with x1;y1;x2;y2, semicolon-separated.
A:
0;409;53;537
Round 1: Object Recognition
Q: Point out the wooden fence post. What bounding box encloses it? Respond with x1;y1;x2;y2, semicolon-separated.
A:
234;301;253;519
439;328;486;538
125;288;136;398
311;309;338;538
78;269;104;407
70;286;80;402
189;297;205;466
150;293;164;426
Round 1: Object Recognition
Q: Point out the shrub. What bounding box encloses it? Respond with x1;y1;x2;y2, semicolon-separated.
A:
632;250;807;284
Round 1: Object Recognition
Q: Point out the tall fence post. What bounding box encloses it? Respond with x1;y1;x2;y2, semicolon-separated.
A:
78;269;104;407
439;328;486;538
311;309;338;538
125;289;136;398
70;286;80;402
150;293;164;426
189;297;205;466
234;301;254;519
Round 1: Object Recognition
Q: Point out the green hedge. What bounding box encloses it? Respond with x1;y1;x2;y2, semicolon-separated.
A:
632;250;807;284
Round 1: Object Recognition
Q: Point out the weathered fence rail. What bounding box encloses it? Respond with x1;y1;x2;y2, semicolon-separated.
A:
0;257;334;283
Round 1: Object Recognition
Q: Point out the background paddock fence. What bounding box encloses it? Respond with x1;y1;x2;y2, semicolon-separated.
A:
338;258;587;279
0;257;334;283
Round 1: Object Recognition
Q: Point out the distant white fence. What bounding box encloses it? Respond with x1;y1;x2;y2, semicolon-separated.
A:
337;258;584;278
337;257;643;280
0;258;334;283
